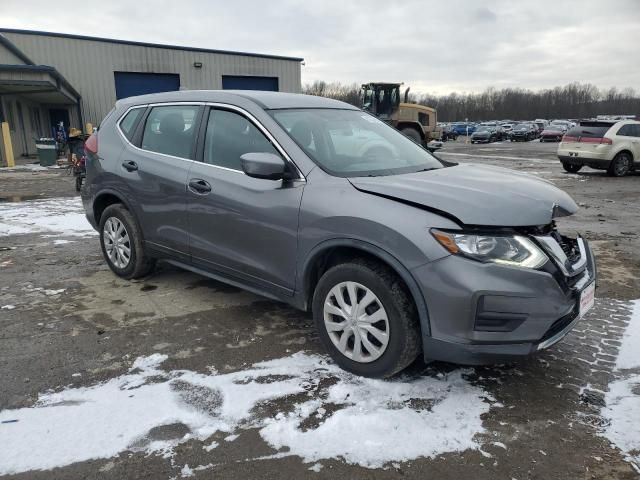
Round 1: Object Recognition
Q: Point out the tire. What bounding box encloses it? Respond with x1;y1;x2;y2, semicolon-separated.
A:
562;162;583;173
99;204;155;279
401;127;422;144
75;176;83;192
608;152;632;177
312;258;421;378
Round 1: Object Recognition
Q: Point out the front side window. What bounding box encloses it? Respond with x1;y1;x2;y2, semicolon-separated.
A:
203;109;280;170
141;105;199;159
119;108;145;141
271;108;443;177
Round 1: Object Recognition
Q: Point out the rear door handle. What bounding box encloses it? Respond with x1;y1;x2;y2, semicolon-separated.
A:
122;160;138;172
188;178;212;195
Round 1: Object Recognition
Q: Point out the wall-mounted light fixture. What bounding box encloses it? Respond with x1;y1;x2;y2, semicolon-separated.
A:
193;61;203;68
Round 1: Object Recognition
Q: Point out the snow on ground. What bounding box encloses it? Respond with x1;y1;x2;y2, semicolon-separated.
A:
0;197;95;237
601;300;640;468
0;352;495;475
0;163;60;172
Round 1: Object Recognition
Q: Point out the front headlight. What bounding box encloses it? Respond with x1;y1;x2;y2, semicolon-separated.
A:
431;229;548;269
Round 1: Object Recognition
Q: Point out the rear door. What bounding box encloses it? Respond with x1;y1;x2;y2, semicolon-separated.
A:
119;103;203;260
615;123;640;161
187;106;304;295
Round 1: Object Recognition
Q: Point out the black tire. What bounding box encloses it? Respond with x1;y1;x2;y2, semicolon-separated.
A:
75;176;83;192
99;204;155;279
312;258;421;378
607;152;632;177
401;127;422;144
562;162;583;173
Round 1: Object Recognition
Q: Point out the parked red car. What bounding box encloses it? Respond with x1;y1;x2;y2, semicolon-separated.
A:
540;125;567;142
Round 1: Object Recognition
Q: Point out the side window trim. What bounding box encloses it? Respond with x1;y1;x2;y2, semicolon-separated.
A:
130;106;150;147
117;105;148;146
195;102;305;180
126;103;205;161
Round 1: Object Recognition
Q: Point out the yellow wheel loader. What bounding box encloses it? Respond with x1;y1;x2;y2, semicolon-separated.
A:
361;82;443;150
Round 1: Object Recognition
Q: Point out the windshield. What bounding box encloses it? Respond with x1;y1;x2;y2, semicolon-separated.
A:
270;109;444;177
476;126;492;132
514;124;529;129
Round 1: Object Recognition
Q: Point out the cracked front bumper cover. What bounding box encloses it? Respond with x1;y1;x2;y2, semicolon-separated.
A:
415;236;597;365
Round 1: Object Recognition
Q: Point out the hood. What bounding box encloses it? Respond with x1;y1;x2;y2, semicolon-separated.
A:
348;164;578;227
472;131;490;136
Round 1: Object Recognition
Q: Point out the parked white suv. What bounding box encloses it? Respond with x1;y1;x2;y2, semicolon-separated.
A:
558;120;640;176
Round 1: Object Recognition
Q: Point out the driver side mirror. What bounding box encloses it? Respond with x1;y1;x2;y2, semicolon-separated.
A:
240;152;287;180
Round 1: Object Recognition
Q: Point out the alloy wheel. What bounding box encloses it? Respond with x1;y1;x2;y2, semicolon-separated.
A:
614;155;631;176
103;217;131;269
323;281;390;363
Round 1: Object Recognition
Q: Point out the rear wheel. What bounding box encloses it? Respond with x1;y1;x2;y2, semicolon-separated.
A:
312;259;421;378
608;152;632;177
562;162;583;173
99;204;155;279
401;128;422;145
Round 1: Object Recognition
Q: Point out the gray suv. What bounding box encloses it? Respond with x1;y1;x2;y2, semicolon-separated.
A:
82;90;596;378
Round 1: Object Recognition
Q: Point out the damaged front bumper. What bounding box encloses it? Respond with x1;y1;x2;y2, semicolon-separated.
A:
414;232;597;365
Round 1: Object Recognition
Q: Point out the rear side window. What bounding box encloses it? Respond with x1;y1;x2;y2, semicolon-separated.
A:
141;105;199;159
616;124;640;137
203;109;280;170
565;125;611;138
119;108;144;141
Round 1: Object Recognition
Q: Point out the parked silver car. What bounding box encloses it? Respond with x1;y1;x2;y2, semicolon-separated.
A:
82;90;596;377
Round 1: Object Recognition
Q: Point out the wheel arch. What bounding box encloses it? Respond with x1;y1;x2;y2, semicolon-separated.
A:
92;189;137;226
614;149;635;162
300;239;431;336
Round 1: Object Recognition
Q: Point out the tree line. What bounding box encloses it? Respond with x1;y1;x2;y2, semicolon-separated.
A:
302;81;640;122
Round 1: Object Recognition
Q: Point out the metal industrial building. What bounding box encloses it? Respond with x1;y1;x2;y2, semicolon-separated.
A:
0;28;303;163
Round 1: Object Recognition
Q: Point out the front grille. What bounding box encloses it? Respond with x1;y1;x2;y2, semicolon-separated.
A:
551;231;581;264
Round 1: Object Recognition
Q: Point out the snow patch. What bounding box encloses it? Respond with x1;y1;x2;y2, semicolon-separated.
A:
0;352;494;475
615;300;640;370
0;197;96;238
601;300;640;467
1;304;16;310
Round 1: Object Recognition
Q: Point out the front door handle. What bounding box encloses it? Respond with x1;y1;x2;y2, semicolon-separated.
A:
188;178;212;195
122;160;138;172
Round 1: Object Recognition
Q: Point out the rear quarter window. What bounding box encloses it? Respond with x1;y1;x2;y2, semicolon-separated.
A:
616;124;640;137
119;108;145;141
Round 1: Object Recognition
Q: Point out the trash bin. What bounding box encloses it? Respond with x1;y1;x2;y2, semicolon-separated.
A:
36;139;58;166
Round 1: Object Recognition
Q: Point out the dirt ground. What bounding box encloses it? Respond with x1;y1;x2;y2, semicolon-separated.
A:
0;139;639;479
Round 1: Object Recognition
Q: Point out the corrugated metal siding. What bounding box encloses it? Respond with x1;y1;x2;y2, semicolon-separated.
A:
0;44;26;64
3;32;302;126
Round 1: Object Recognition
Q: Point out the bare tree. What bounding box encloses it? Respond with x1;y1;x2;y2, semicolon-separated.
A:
302;81;640;121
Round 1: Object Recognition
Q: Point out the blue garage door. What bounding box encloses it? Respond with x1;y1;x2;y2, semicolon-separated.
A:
222;75;279;91
114;72;180;100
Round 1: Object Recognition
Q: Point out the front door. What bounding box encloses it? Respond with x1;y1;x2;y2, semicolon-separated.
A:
187;107;304;294
120;104;202;259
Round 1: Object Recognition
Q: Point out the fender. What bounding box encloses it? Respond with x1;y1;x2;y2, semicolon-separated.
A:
298;237;431;336
91;187;146;242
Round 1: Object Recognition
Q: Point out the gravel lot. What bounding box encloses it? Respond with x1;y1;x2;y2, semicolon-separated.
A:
0;139;639;479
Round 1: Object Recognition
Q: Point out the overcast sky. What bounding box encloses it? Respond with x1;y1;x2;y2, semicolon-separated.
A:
1;0;639;95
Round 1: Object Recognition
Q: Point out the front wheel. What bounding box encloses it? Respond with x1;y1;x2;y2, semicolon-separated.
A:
312;259;421;378
608;152;632;177
401;128;422;145
99;204;156;279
